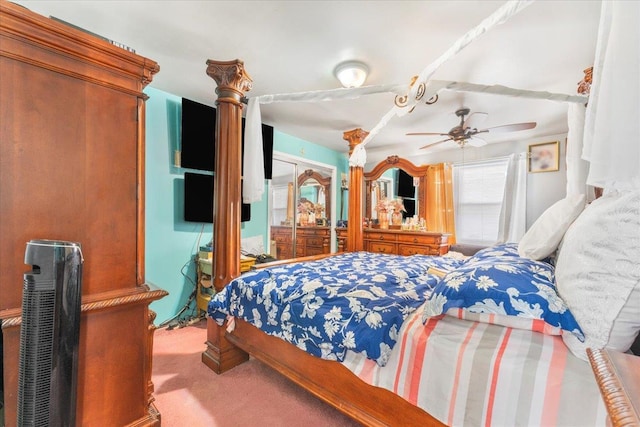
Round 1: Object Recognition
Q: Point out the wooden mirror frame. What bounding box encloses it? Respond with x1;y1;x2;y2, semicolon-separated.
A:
297;169;331;220
364;156;428;220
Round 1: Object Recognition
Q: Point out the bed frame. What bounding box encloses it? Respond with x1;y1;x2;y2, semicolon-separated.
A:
200;61;632;427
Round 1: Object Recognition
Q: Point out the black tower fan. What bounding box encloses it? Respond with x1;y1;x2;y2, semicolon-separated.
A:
18;240;83;426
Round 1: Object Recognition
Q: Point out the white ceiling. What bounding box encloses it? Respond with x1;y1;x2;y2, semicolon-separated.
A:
16;1;601;164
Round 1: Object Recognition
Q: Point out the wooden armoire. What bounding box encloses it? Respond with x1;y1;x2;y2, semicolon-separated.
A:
0;2;167;425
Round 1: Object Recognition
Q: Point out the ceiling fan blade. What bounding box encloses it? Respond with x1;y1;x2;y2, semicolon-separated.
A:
420;138;452;150
466;137;487;147
406;132;449;136
480;122;537;133
463;112;488;130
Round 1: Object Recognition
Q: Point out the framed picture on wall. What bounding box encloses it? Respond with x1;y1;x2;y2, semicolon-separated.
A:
528;141;559;173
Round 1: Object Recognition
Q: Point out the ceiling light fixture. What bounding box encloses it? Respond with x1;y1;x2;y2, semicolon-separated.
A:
334;61;369;88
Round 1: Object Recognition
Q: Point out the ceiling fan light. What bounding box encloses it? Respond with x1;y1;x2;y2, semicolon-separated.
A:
334;61;369;88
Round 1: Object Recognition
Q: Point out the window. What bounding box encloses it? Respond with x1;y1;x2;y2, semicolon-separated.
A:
453;158;510;245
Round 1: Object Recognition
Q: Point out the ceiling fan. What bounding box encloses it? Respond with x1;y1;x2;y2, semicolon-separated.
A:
407;107;536;150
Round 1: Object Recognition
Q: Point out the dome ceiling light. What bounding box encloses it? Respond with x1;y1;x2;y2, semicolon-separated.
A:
334;61;369;88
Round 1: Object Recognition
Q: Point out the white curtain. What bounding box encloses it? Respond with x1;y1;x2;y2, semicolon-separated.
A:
497;153;527;243
582;0;640;191
566;103;590;197
243;98;264;203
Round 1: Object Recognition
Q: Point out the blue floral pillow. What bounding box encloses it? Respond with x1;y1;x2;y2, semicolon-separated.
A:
465;242;521;263
423;246;584;339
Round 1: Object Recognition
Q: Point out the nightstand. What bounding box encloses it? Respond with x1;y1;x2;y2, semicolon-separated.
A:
196;255;256;315
240;256;256;272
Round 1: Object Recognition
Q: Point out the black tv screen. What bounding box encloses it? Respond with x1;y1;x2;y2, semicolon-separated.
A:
180;97;273;177
184;172;214;222
184;172;251;223
397;169;415;198
181;98;216;172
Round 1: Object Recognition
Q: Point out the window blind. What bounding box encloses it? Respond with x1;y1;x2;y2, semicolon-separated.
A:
453;157;510;245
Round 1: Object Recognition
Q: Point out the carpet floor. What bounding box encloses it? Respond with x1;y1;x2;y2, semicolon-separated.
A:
152;320;361;426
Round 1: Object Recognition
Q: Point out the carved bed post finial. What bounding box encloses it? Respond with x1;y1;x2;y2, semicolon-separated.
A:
343;128;369;252
577;66;593;95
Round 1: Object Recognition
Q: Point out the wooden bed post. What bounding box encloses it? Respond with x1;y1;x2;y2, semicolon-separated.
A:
343;128;368;252
202;59;251;373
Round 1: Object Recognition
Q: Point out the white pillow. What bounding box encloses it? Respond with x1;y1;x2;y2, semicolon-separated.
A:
555;191;640;361
518;194;586;260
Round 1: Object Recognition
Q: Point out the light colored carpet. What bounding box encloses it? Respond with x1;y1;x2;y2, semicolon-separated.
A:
152;320;361;426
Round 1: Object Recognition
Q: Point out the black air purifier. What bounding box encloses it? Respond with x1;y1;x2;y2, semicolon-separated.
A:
18;240;83;426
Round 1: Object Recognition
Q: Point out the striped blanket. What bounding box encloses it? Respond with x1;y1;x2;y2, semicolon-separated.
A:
342;311;607;426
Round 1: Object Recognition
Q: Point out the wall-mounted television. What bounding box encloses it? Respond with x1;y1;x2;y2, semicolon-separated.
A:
181;98;216;172
184;172;214;223
184;172;251;223
397;169;415;198
180;97;274;178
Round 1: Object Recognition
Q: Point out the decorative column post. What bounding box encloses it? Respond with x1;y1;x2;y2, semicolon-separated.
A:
343;128;368;252
206;59;252;292
202;60;251;374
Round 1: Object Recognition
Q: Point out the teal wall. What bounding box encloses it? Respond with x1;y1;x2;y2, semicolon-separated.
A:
144;87;348;325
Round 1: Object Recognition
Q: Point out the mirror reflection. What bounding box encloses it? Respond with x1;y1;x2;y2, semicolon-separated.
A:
270;160;334;261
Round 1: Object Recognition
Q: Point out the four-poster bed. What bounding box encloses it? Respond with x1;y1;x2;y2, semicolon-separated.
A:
199;58;638;425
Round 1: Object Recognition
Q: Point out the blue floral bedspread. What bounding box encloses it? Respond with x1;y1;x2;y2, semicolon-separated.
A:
208;251;463;366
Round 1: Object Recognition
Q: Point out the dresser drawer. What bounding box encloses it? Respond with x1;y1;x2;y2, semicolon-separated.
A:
274;234;291;244
397;233;442;245
306;237;326;246
305;246;326;256
366;232;396;242
368;242;396;254
398;245;439;256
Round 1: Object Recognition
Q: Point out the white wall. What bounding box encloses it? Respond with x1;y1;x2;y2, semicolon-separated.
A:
366;133;568;229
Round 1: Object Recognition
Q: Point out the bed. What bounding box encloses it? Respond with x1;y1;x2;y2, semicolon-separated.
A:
208;242;618;425
200;4;640;423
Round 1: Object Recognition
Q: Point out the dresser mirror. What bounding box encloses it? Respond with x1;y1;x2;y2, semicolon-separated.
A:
364;156;428;224
297;169;331;225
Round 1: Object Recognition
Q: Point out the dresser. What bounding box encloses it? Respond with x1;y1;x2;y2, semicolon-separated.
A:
364;229;449;256
0;3;166;425
271;226;331;259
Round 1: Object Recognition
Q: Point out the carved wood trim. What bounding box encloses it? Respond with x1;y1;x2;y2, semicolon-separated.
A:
365;156;429;181
0;2;159;96
587;348;640;427
1;285;168;328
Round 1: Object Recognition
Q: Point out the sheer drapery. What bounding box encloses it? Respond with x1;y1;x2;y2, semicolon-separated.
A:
566;103;590;197
497;153;527;243
243;98;265;203
583;0;640;191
